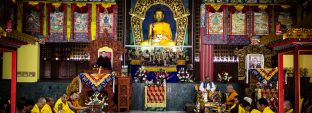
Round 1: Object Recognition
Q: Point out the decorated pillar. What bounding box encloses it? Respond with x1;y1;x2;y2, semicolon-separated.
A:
10;51;16;113
278;53;284;113
294;47;300;113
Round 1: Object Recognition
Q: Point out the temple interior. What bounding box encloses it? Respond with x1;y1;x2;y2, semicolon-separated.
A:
1;0;312;113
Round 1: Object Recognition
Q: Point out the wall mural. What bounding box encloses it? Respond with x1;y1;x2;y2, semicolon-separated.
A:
254;12;268;35
25;10;40;32
50;12;64;33
278;13;292;30
99;13;113;34
208;12;223;34
232;12;245;35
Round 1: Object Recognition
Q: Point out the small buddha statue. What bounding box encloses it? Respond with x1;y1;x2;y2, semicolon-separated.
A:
140;9;175;46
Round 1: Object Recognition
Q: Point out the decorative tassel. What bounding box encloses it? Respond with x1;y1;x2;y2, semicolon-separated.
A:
268;6;271;34
88;4;91;40
71;4;75;40
222;5;225;41
229;6;232;42
63;4;67;40
207;5;210;40
47;4;50;36
39;3;43;34
252;7;255;36
245;6;248;39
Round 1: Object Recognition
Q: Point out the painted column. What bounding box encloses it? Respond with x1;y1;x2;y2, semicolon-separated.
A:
294;47;300;113
10;51;16;113
278;52;284;113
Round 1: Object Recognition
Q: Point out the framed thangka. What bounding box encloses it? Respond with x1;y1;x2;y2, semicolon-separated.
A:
278;13;293;30
254;12;269;35
274;0;287;3
245;0;258;3
50;12;64;33
74;12;88;33
259;0;272;3
232;12;245;35
72;4;91;42
208;12;223;34
24;10;40;33
100;13;113;34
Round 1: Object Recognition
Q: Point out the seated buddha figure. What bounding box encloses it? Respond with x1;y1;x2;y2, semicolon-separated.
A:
140;9;176;47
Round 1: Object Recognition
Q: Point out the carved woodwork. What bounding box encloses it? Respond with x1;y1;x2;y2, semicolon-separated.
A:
234;45;274;81
85;36;126;73
117;76;132;112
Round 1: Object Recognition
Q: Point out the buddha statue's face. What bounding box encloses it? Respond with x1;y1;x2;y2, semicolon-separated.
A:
154;10;164;22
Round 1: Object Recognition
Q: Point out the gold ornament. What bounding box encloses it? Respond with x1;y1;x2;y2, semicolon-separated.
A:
52;3;62;9
211;4;222;11
77;3;86;8
28;1;39;6
234;5;244;12
258;5;268;12
102;3;112;9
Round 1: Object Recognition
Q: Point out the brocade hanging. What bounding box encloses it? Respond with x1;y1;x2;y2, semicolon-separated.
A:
254;12;269;35
232;12;246;35
208;12;223;34
250;68;278;86
79;73;114;92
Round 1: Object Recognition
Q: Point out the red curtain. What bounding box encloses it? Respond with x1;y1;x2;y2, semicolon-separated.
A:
200;44;214;81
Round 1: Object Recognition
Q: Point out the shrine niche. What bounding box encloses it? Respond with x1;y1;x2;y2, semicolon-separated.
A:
234;45;274;82
130;0;189;46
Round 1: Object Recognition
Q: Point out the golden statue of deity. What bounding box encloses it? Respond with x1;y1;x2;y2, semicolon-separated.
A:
140;9;175;47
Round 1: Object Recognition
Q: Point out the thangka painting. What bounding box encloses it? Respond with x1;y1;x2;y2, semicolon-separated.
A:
208;12;223;34
259;0;272;3
246;0;258;3
99;13;113;34
254;12;269;35
50;12;64;33
274;0;287;3
278;13;293;30
232;12;245;35
230;0;244;3
74;12;88;32
25;10;40;32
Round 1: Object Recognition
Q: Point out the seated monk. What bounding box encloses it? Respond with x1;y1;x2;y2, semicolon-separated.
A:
31;97;53;113
96;52;112;70
225;84;239;106
199;77;216;102
68;91;88;113
54;94;74;113
140;9;175;47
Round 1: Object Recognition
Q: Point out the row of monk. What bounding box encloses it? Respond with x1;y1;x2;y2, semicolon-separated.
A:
6;92;90;113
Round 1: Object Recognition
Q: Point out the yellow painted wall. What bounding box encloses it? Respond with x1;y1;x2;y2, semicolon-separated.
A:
283;55;312;82
2;43;40;82
2;52;12;79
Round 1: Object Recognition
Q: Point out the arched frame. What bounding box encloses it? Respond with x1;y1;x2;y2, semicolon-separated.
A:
234;45;274;82
130;0;190;46
85;36;126;73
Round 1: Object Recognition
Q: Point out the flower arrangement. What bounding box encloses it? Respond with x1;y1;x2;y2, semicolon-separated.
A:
217;72;232;83
177;68;193;83
85;92;108;110
134;67;148;83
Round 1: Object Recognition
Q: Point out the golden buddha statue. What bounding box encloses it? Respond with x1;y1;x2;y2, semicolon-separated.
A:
140;9;176;47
